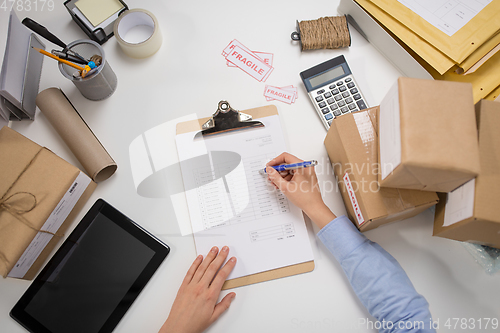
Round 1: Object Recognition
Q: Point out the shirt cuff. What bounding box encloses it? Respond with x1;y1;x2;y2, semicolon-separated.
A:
317;215;368;262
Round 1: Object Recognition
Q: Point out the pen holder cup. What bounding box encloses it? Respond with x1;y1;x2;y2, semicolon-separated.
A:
58;39;117;101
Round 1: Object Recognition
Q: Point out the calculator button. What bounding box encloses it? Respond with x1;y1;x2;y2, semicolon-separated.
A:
327;98;335;105
321;107;330;114
339;86;347;92
347;82;355;88
342;92;350;98
318;101;327;108
348;103;356;110
337;100;346;107
341;106;349;114
345;78;352;83
356;100;367;110
330;104;338;110
333;109;341;117
324;91;332;98
317;89;325;94
334;95;342;101
329;84;336;89
328;120;333;126
325;113;333;120
345;97;353;104
337;81;344;86
331;88;339;95
350;88;358;94
315;96;324;102
353;94;361;100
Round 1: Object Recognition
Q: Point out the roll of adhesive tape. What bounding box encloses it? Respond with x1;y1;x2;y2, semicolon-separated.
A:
114;9;162;59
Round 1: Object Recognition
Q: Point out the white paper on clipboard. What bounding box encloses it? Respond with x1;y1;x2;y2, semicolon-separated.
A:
175;114;314;281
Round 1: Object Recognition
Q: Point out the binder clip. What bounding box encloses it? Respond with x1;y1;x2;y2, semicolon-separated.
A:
199;101;264;137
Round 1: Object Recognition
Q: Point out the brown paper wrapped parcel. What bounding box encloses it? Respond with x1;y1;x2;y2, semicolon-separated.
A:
0;126;96;280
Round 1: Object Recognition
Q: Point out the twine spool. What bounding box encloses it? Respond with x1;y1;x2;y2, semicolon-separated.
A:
291;16;351;51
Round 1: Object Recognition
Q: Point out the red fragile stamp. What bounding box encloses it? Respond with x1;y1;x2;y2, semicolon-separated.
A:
222;39;274;82
264;85;298;104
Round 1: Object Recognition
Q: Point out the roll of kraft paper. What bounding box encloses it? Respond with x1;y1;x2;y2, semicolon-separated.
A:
36;88;117;182
114;9;162;59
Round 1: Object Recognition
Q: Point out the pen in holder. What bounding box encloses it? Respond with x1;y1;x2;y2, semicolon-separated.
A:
58;39;117;100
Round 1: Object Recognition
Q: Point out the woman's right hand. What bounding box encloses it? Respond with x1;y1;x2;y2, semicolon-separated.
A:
266;152;336;229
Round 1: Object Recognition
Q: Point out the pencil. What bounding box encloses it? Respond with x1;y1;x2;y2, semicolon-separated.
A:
33;47;89;72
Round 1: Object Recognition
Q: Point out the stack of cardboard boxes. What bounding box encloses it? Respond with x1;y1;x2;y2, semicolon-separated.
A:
325;77;500;248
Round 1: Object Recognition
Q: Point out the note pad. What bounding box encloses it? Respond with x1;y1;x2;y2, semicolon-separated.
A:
175;107;314;287
75;0;124;27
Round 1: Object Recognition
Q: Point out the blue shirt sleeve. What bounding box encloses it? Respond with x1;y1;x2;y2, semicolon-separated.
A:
317;215;436;333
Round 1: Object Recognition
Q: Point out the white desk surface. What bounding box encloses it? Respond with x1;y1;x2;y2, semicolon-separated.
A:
0;1;499;332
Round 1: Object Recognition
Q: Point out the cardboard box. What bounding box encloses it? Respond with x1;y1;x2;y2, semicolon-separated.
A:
0;126;96;279
433;100;500;248
324;107;438;232
378;77;480;192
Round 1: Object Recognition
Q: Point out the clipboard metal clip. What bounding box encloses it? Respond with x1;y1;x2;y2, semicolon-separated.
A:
199;101;265;137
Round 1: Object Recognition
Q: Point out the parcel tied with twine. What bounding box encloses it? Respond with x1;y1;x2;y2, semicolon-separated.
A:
0;126;96;280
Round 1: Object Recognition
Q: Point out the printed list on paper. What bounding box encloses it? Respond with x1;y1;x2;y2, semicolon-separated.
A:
175;115;314;280
398;0;492;36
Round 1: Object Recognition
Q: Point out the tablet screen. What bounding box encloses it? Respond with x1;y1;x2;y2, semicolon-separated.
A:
11;199;170;333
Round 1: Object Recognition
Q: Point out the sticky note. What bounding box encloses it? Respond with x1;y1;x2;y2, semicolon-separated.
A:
75;0;124;27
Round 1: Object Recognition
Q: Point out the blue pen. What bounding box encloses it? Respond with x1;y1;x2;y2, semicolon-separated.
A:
260;160;318;174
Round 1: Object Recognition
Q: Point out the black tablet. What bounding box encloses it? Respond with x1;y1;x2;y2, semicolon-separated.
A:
10;199;170;333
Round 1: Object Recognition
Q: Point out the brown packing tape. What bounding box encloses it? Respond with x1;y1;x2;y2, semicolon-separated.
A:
36;88;117;182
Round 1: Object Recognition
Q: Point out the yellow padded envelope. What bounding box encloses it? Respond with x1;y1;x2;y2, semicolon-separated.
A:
355;0;455;74
369;0;500;64
422;45;500;103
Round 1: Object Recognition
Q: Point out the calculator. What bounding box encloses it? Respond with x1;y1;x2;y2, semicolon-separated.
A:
300;55;368;130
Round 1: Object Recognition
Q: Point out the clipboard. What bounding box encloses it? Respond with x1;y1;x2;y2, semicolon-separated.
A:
176;101;314;289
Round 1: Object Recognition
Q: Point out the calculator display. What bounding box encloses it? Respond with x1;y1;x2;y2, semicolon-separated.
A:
308;66;345;89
